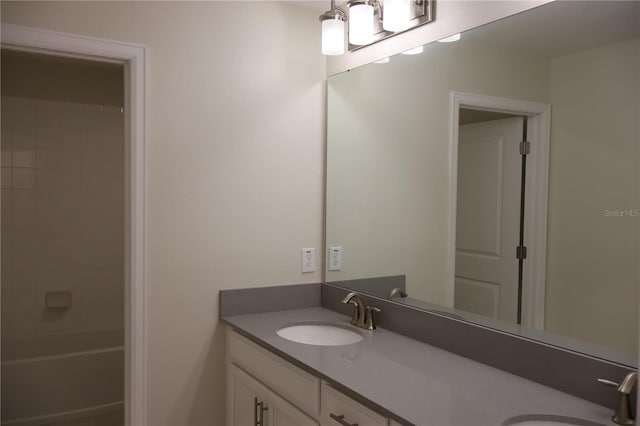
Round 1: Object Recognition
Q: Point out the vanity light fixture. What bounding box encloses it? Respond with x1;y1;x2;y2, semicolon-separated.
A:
348;0;376;45
383;0;411;32
320;0;434;55
320;0;348;55
401;45;424;55
438;33;461;43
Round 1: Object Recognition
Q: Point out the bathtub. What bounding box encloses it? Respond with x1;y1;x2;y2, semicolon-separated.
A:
1;329;124;426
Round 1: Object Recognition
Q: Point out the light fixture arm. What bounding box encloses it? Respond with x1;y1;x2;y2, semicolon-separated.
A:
319;0;347;22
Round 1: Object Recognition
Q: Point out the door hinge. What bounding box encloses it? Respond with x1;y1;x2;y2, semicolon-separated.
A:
516;245;528;260
520;141;531;155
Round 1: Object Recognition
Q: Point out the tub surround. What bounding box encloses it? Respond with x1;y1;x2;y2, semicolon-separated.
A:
222;305;614;426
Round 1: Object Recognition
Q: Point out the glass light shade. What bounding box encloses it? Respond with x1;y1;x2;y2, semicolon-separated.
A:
349;3;374;45
401;46;423;55
383;0;410;32
438;33;461;43
321;18;345;55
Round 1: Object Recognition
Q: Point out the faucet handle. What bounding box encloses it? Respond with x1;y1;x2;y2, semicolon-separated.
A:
598;378;622;388
598;372;638;394
364;306;381;330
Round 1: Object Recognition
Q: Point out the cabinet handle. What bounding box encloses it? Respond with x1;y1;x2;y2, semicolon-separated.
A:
253;397;268;426
329;413;358;426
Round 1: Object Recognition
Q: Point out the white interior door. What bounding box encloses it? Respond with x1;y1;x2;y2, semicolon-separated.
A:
455;116;524;322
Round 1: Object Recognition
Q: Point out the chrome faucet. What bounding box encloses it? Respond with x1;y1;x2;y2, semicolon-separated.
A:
341;292;365;327
341;292;381;330
598;371;637;425
388;287;407;299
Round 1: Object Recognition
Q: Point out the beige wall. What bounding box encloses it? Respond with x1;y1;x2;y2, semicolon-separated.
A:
326;41;550;304
546;38;640;355
1;2;325;425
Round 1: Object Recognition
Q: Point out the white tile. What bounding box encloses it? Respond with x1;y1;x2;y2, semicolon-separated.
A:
12;128;37;148
12;98;36;130
36;128;61;149
10;250;34;272
58;170;82;190
12;189;36;209
103;148;124;171
85;130;105;150
10;272;38;314
59;149;82;169
1;282;14;316
12;149;34;168
81;169;105;189
81;105;103;131
35;169;60;189
2;188;12;210
12;169;35;189
12;208;36;230
35;149;60;169
36;100;60;129
103;131;124;151
1;168;12;188
103;107;124;134
58;102;83;130
59;129;83;150
81;148;104;171
1;150;12;167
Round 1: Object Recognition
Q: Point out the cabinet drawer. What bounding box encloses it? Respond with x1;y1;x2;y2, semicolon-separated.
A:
321;382;388;426
228;329;320;417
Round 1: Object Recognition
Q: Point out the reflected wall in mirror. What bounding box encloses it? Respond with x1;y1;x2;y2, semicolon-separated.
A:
325;1;639;367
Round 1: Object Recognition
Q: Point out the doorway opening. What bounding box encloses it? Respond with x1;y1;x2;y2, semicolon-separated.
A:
1;49;126;426
1;24;147;426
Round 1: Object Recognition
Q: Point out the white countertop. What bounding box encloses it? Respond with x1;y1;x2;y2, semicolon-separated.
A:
222;306;615;426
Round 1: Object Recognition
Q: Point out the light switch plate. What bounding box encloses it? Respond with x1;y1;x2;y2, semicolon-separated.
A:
328;246;342;271
301;248;315;273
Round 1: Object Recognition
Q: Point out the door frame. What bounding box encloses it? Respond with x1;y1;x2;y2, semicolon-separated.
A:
447;92;551;329
1;24;148;425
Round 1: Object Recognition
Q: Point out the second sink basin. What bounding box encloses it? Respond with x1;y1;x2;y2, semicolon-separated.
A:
503;415;606;426
277;323;363;346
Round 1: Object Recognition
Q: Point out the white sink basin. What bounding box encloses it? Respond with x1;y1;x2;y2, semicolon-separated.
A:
277;323;363;346
503;415;606;426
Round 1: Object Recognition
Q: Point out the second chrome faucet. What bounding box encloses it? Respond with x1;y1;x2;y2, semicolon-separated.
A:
341;292;381;330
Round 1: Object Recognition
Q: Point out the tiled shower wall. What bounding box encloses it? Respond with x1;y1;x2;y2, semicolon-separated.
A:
1;96;124;342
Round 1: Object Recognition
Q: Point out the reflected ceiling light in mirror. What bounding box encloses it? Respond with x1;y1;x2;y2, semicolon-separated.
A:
374;57;390;64
438;33;461;42
401;46;424;55
320;1;348;55
383;0;411;32
348;0;375;45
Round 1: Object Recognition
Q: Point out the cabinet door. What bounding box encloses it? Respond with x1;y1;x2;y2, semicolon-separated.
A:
230;365;271;426
229;364;319;426
270;391;318;426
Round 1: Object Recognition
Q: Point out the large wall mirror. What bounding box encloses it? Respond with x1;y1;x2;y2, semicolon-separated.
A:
325;0;639;368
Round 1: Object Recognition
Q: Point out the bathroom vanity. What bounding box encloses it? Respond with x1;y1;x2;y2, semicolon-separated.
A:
222;299;614;426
